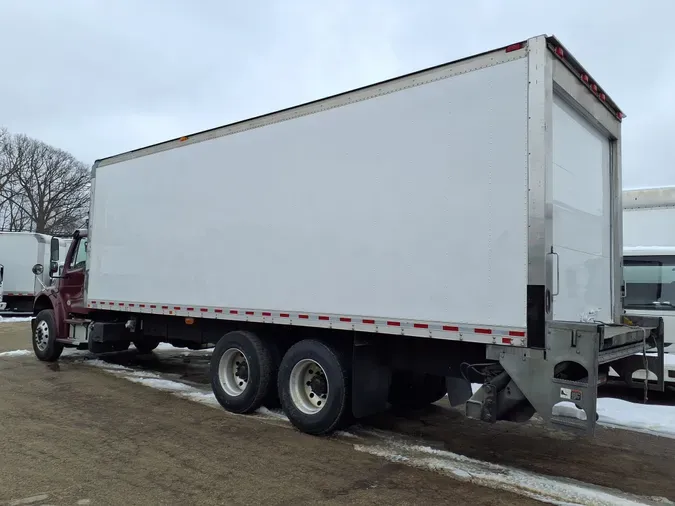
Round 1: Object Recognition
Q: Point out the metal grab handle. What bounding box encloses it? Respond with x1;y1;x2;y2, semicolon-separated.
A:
550;250;560;296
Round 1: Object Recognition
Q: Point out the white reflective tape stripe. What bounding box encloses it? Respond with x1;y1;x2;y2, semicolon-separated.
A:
86;300;527;346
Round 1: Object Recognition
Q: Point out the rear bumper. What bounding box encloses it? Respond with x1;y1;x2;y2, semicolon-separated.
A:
469;316;665;435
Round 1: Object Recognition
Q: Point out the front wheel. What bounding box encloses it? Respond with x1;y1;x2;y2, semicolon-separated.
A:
278;339;350;435
32;309;63;362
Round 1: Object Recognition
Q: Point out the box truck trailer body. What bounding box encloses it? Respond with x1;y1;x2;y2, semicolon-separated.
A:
620;187;675;386
30;35;663;436
0;232;70;313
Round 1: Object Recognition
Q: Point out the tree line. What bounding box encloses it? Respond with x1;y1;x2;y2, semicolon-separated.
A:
0;127;90;236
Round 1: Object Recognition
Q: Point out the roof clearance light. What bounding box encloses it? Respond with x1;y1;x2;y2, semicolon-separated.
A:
505;42;524;53
179;136;189;142
590;83;598;93
581;74;589;83
599;93;606;101
555;47;564;58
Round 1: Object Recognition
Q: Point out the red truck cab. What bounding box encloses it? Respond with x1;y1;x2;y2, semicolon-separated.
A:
31;229;88;360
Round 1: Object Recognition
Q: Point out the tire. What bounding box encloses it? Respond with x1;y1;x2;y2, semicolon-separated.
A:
32;309;64;362
210;331;275;414
388;372;447;409
278;339;350;435
133;339;160;354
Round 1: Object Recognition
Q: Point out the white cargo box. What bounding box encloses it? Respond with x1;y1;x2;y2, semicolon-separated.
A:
86;35;624;348
0;232;51;296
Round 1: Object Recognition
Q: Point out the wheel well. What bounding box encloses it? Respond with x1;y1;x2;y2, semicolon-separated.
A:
33;295;53;316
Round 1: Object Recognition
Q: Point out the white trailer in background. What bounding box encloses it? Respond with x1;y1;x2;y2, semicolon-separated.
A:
620;187;675;387
31;35;663;436
0;232;71;314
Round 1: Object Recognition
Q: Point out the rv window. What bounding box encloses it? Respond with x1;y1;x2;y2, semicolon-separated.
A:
624;255;675;310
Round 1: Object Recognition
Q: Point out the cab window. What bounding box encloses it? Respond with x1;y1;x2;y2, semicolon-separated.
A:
69;238;88;270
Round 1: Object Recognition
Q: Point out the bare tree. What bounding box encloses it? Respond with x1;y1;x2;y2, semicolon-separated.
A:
0;131;90;234
0;127;25;210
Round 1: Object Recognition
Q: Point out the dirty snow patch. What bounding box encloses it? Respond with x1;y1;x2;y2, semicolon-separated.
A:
354;439;668;506
0;316;33;323
178;391;220;407
0;349;31;358
256;406;289;421
123;377;195;392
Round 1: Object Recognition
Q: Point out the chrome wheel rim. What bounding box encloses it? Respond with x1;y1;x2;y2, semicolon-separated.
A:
289;359;329;415
218;348;249;397
34;320;50;352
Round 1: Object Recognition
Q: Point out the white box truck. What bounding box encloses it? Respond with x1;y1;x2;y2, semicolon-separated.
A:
620;187;675;387
0;232;71;314
29;35;663;436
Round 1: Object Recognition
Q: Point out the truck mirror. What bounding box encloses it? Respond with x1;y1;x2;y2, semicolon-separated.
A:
49;261;59;276
32;264;44;276
50;237;60;263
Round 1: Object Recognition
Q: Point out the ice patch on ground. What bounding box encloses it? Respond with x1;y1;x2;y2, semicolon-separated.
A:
0;349;31;358
0;316;34;323
354;440;669;506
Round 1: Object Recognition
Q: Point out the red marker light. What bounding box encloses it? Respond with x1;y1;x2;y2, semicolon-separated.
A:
555;47;564;58
590;83;598;93
599;93;606;101
505;43;523;53
581;74;589;83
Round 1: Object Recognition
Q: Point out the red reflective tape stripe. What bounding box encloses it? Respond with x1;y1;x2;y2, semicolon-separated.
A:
299;314;309;319
150;305;157;308
129;303;135;307
174;306;181;310
245;311;254;316
340;317;352;323
443;325;459;332
162;305;168;309
502;337;513;344
509;330;526;337
118;303;124;306
262;312;272;317
474;328;492;334
414;323;429;329
186;307;195;311
200;308;208;312
363;319;375;325
90;301;97;304
387;321;400;327
280;313;290;318
139;304;145;308
230;310;238;314
108;302;114;305
318;316;329;321
215;309;223;313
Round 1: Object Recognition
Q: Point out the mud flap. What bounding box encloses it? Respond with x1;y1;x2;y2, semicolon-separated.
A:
351;338;391;419
446;376;473;407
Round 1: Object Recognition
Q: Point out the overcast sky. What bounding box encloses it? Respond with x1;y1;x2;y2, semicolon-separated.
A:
0;1;672;189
